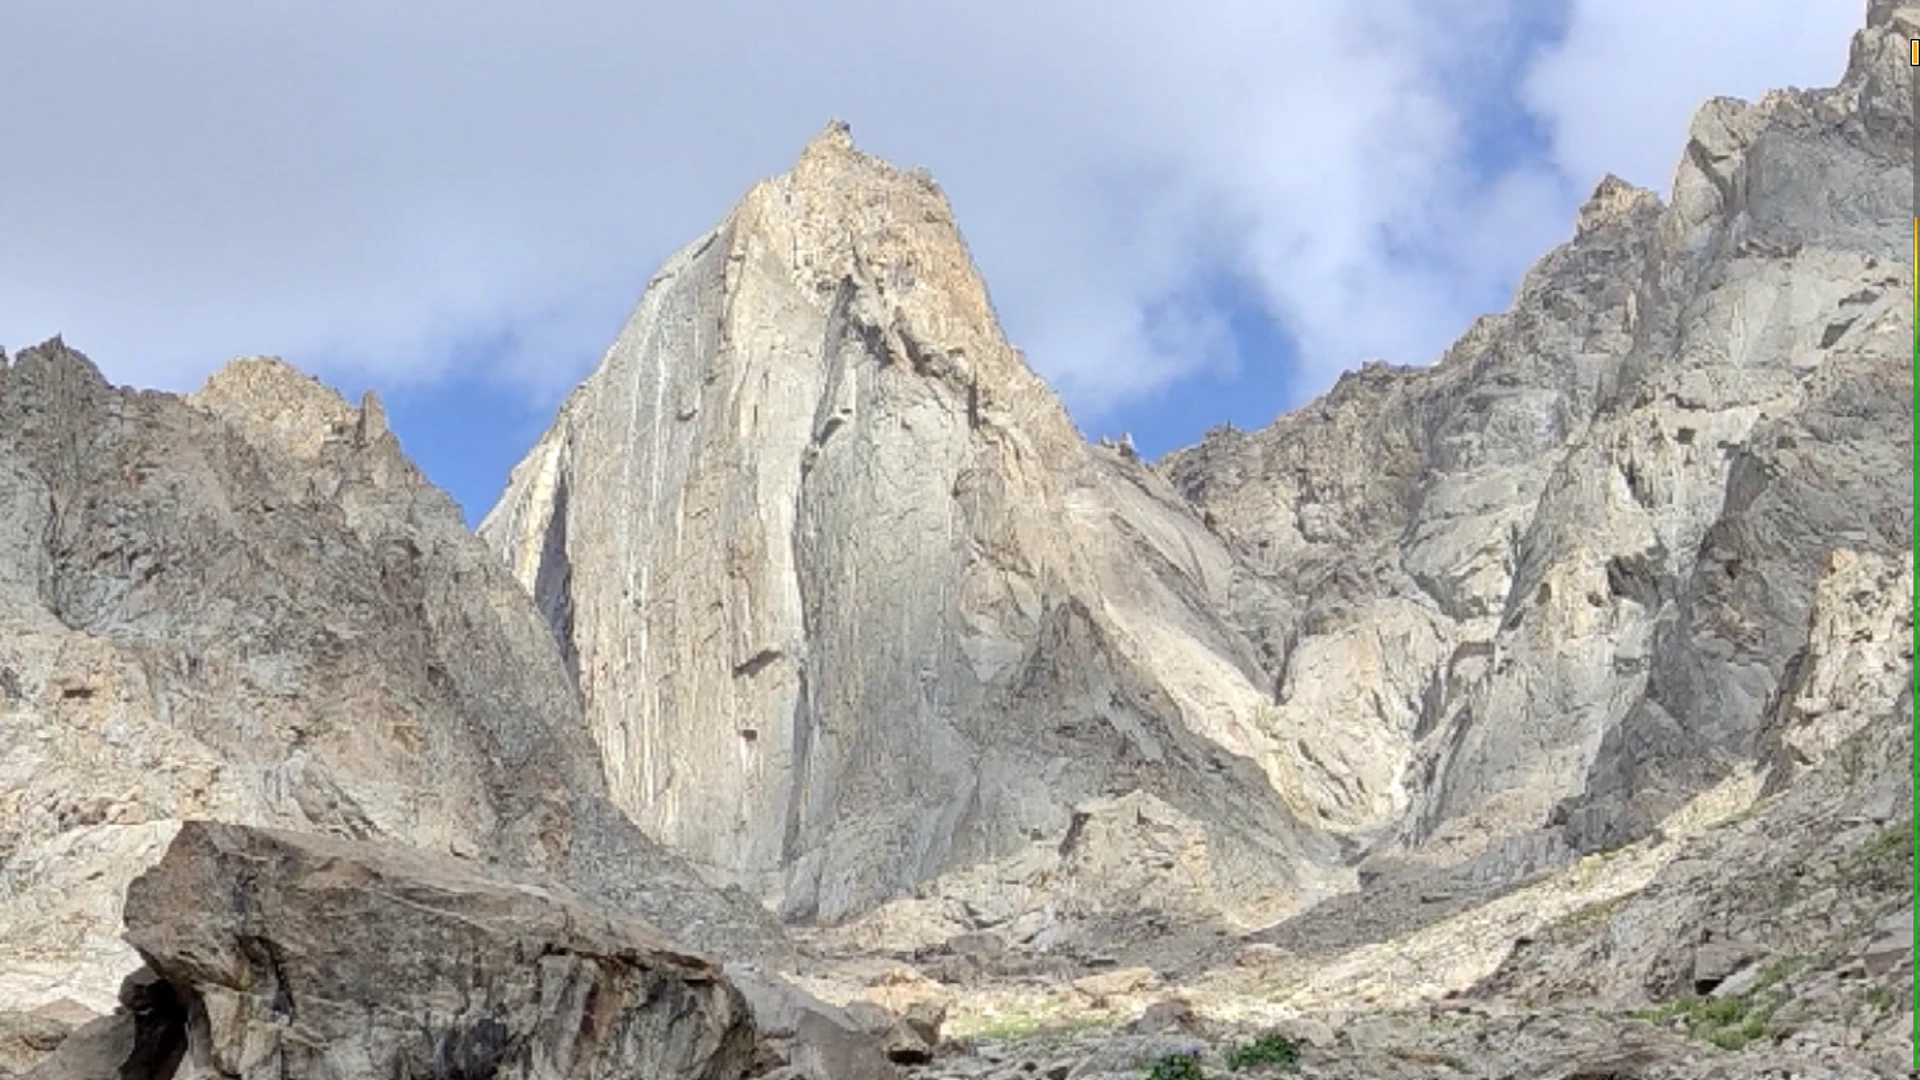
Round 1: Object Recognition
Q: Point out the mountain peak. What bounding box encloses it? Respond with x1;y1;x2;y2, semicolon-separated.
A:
481;120;1315;925
8;335;109;388
799;117;856;159
1574;173;1659;237
193;357;382;461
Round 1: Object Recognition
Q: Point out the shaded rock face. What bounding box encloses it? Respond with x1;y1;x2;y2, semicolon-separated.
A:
1162;8;1914;877
121;821;754;1080
16;968;184;1080
1473;556;1914;1072
482;122;1333;923
0;342;783;1014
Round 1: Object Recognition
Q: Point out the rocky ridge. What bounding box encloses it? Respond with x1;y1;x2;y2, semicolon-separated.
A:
0;342;784;1018
1161;0;1914;886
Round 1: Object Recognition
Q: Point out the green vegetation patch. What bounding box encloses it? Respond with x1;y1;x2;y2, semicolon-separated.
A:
1543;894;1628;942
1632;990;1784;1051
1224;1032;1301;1071
1841;818;1912;874
955;1005;1114;1043
1145;1051;1207;1080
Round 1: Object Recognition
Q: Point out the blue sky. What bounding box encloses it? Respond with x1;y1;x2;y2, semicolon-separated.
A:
372;0;1577;521
0;0;1862;525
1094;0;1574;466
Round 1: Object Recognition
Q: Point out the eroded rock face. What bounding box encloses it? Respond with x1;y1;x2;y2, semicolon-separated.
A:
1162;7;1914;878
1472;561;1914;1072
484;0;1915;933
0;341;784;1015
121;821;755;1080
482;121;1335;924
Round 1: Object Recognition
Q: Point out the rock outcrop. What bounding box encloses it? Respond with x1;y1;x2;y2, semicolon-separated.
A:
119;821;755;1080
482;121;1336;925
0;341;783;1015
1472;549;1914;1073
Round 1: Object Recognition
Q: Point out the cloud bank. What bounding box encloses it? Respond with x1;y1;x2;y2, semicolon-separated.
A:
0;0;1861;425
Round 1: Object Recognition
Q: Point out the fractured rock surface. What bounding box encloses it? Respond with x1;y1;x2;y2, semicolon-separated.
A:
0;342;783;1015
121;821;755;1080
482;121;1334;926
1161;2;1915;884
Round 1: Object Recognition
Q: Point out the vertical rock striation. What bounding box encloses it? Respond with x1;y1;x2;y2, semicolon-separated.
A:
483;122;1334;924
1163;6;1915;881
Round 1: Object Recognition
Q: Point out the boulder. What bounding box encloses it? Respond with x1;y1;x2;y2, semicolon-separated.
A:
1690;939;1765;996
0;1013;76;1076
726;967;899;1080
120;822;754;1080
1858;907;1914;977
1125;999;1198;1035
1070;966;1158;1006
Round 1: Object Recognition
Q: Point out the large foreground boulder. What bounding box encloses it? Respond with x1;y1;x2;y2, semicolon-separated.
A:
118;822;755;1080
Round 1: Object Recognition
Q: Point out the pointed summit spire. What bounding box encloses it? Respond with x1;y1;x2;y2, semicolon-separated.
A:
1574;174;1658;237
801;118;855;157
786;117;890;195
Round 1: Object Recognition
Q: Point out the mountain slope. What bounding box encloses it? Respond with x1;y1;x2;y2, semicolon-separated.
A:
490;0;1913;955
1163;0;1914;886
0;342;782;1014
481;123;1337;926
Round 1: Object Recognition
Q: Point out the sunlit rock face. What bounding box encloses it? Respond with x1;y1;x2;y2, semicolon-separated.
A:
487;6;1911;935
482;122;1334;925
1163;7;1913;881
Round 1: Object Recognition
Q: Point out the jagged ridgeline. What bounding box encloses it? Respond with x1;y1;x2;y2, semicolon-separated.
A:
483;0;1911;943
0;4;1911;1074
0;346;786;1015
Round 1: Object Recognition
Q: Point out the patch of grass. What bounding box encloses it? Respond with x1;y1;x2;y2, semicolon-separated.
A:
1841;818;1911;872
1859;985;1895;1013
1632;991;1783;1051
1225;1032;1301;1071
957;1006;1113;1043
1543;895;1628;942
1749;954;1807;992
1145;1051;1206;1080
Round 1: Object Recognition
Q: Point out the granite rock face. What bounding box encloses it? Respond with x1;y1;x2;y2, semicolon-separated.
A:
0;342;783;1015
1162;4;1915;882
1473;548;1914;1074
486;0;1913;935
121;821;755;1080
482;122;1335;925
3;6;1912;1078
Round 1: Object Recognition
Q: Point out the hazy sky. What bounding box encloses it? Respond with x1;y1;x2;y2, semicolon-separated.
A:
1;0;1860;521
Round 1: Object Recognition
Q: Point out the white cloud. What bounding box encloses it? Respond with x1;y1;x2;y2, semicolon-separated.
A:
1526;0;1860;195
0;0;1873;427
